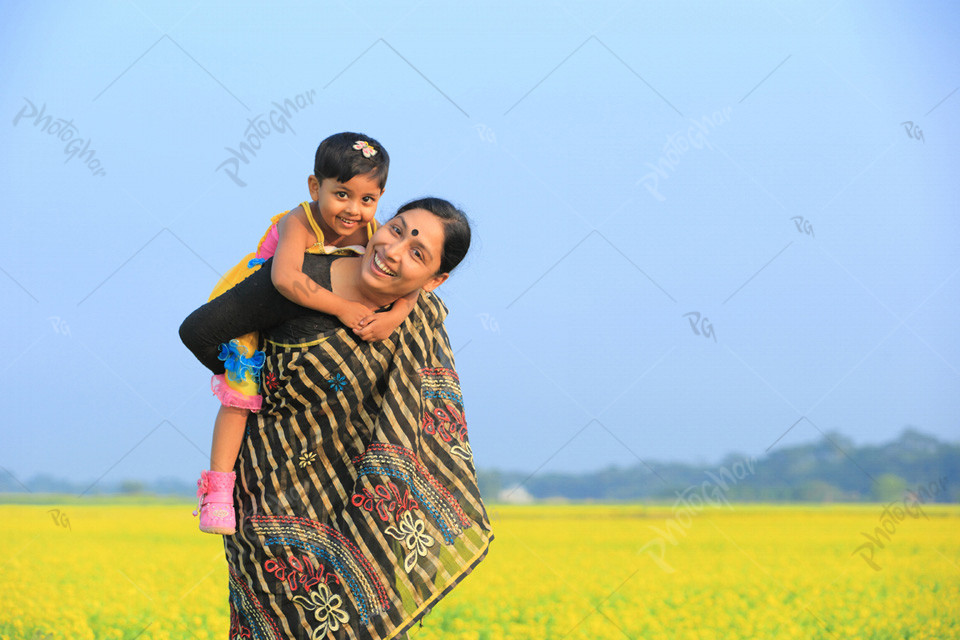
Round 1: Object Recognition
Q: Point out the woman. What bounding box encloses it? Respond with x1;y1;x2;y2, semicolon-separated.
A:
180;198;492;639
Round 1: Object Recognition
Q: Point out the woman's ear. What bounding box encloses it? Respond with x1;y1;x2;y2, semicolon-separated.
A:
421;272;449;293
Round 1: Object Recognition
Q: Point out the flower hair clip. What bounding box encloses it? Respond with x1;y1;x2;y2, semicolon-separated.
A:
353;140;377;158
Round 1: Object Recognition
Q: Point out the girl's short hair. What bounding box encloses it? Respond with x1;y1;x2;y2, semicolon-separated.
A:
396;197;471;274
314;132;389;190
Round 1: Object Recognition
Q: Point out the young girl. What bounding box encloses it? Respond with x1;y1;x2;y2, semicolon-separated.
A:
189;132;418;534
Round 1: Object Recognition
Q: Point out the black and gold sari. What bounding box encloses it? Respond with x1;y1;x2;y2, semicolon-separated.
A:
223;262;492;640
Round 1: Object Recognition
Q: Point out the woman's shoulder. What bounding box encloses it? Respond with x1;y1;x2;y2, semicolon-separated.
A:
415;290;449;326
299;252;341;289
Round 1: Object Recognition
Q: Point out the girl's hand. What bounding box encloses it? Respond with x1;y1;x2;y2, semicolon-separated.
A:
354;290;417;341
336;300;375;331
354;315;396;342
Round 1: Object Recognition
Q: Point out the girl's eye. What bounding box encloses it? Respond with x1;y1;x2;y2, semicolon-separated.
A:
336;191;348;198
363;196;375;203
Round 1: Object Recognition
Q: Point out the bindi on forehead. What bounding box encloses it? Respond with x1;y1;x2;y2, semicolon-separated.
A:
411;229;419;236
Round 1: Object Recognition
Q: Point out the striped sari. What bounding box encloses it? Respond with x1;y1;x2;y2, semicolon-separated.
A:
224;291;493;639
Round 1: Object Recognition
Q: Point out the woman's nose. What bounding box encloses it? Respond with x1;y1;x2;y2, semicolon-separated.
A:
384;240;403;261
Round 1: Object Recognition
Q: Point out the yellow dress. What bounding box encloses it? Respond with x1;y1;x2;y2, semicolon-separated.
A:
209;201;378;411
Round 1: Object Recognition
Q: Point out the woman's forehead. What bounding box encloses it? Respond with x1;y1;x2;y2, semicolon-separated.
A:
393;210;445;244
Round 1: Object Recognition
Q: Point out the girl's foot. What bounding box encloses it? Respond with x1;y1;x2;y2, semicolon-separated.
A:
193;470;237;534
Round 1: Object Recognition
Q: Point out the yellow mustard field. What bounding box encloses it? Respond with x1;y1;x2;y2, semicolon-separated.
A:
1;502;957;639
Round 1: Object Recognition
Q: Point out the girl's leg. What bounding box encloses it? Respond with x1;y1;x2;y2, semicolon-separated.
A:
179;257;305;374
195;405;250;535
210;405;249;472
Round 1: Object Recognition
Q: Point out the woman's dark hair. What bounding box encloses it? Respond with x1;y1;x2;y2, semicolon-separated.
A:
396;197;471;274
314;132;389;190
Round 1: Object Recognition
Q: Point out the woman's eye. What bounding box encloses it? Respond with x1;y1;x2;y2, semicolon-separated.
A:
413;249;422;260
391;225;401;234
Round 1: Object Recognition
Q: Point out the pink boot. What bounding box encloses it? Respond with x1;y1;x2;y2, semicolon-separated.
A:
193;470;236;535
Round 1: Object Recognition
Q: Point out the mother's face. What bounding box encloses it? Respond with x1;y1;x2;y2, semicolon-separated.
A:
358;208;449;299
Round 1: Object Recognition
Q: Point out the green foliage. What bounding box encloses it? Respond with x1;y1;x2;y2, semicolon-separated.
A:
482;428;959;503
872;473;908;502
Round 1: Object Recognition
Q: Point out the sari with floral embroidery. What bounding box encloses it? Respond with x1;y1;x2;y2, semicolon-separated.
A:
224;286;492;640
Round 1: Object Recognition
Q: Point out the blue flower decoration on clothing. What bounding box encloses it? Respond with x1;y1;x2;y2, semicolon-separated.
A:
327;373;347;392
247;257;267;268
218;339;266;384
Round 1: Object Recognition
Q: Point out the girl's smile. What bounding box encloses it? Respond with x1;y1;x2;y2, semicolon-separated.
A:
309;171;382;241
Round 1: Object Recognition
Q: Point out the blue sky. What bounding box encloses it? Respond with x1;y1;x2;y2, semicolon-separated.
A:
1;1;957;489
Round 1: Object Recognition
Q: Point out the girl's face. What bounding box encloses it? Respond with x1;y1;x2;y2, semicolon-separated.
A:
309;172;382;238
359;208;449;299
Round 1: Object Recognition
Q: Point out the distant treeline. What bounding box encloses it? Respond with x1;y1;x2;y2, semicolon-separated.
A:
479;428;959;503
2;428;956;502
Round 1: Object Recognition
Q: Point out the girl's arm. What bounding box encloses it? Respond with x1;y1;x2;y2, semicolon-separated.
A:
354;289;420;342
271;207;373;329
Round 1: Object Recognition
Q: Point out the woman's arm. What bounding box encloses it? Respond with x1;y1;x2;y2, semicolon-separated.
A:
271;207;373;329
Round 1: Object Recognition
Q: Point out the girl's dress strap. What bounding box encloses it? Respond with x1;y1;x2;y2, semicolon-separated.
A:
254;211;288;258
301;201;326;248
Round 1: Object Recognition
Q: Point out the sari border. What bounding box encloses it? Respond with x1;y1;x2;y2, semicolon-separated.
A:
385;532;495;640
264;336;331;349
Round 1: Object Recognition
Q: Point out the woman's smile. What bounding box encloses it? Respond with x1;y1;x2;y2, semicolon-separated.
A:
371;252;398;277
356;208;451;301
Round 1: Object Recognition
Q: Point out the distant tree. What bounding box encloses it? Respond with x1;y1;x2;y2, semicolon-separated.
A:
119;480;146;495
13;428;955;503
895;427;940;454
797;480;842;502
477;470;502;500
872;474;907;502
